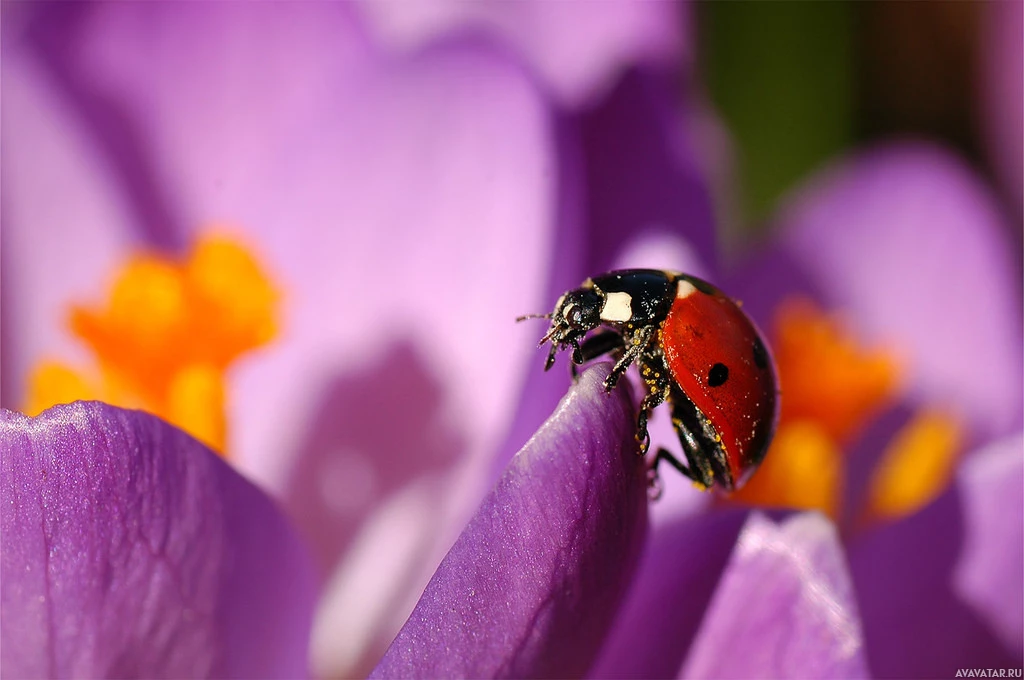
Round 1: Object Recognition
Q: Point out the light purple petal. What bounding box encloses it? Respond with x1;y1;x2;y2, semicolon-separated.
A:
590;509;747;679
681;512;868;679
26;2;557;494
0;28;139;409
777;143;1023;438
0;402;317;678
849;470;1020;677
370;364;648;678
979;0;1023;216
356;0;686;107
954;433;1024;657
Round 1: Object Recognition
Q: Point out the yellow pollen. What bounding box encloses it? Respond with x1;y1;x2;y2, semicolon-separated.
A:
25;361;99;417
866;408;964;521
731;419;842;517
24;232;279;455
773;298;901;443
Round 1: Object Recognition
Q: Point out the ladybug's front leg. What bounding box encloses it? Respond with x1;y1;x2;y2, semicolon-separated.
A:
570;330;625;381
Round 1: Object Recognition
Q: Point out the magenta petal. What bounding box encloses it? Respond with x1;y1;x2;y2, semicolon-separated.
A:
682;512;868;679
1;403;317;678
370;364;648;678
954;434;1024;657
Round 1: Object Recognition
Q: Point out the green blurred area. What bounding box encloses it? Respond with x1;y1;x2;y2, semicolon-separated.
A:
701;1;982;229
702;1;855;226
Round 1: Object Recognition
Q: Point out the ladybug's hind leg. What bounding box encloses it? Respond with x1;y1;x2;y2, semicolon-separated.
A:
651;447;698;483
659;389;716;489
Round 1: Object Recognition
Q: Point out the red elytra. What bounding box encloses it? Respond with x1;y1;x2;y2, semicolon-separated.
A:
661;277;778;488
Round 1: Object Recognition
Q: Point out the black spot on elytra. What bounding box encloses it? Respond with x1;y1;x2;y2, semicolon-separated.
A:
708;363;729;387
752;337;768;369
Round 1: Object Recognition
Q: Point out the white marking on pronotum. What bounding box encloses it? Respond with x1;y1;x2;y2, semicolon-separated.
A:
600;291;633;322
676;279;698;299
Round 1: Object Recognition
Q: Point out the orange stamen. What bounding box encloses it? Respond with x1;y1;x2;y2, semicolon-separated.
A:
24;232;279;455
773;298;901;443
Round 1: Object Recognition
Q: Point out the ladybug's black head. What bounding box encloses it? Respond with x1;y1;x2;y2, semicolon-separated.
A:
552;287;603;335
522;286;601;370
517;284;605;370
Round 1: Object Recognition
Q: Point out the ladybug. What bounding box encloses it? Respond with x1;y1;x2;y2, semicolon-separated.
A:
519;269;779;491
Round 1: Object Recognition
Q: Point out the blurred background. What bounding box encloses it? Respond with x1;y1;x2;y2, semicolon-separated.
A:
702;1;1019;237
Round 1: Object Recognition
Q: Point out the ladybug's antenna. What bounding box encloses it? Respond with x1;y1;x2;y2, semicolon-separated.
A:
515;313;552;323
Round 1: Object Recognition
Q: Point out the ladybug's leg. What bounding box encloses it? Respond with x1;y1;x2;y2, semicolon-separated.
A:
652;447;697;482
635;385;670;455
604;324;656;392
662;391;716;489
571;330;625;380
634;351;673;454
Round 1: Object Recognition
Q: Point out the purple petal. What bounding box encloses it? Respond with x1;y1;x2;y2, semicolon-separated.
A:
681;512;869;679
580;71;718;275
1;402;317;678
370;364;648;678
953;434;1024;657
356;0;686;107
850;466;1020;677
591;509;748;679
777;143;1023;438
